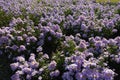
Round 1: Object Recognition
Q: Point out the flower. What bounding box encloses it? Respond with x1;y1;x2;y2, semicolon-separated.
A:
108;39;117;46
42;54;49;59
62;72;73;80
81;23;88;30
48;61;57;70
11;45;18;51
102;68;115;80
29;61;39;68
18;45;26;52
30;36;37;42
79;42;87;49
36;46;43;52
16;56;25;62
29;53;36;61
10;62;19;71
48;36;52;41
95;41;105;48
67;64;78;72
75;72;86;80
50;70;60;77
26;74;32;80
17;36;23;41
31;70;38;76
39;68;44;74
38;76;42;80
11;73;20;80
56;32;62;38
22;68;32;74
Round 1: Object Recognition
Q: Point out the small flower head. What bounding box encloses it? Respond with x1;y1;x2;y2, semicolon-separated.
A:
48;60;57;70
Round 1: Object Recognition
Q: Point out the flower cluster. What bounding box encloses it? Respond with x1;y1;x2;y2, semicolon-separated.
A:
0;0;120;80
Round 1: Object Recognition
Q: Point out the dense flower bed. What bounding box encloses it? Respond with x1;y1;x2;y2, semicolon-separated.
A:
0;0;120;80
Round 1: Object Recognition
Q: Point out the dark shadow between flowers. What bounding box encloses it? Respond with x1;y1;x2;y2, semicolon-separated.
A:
42;36;62;58
108;58;120;80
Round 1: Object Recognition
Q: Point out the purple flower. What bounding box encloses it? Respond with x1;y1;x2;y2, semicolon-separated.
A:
10;62;19;71
26;37;30;43
79;42;87;49
102;68;115;80
42;54;49;59
17;36;23;41
62;72;73;80
22;68;32;74
29;61;39;68
23;61;29;67
0;36;8;45
16;56;25;62
48;61;57;70
75;73;86;80
38;76;42;80
29;54;36;61
31;70;38;76
37;40;44;46
39;68;44;74
50;30;56;35
26;74;32;80
42;27;50;33
82;34;87;38
18;45;26;52
79;15;86;21
95;36;101;41
95;41;105;48
48;36;52;41
30;36;37;42
36;46;43;52
107;21;114;28
52;25;59;31
81;24;88;30
50;70;60;77
56;32;62;38
11;45;18;51
102;38;108;45
67;64;78;72
11;73;20;80
0;29;5;35
23;34;28;39
108;39;117;46
16;70;24;75
112;29;117;33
